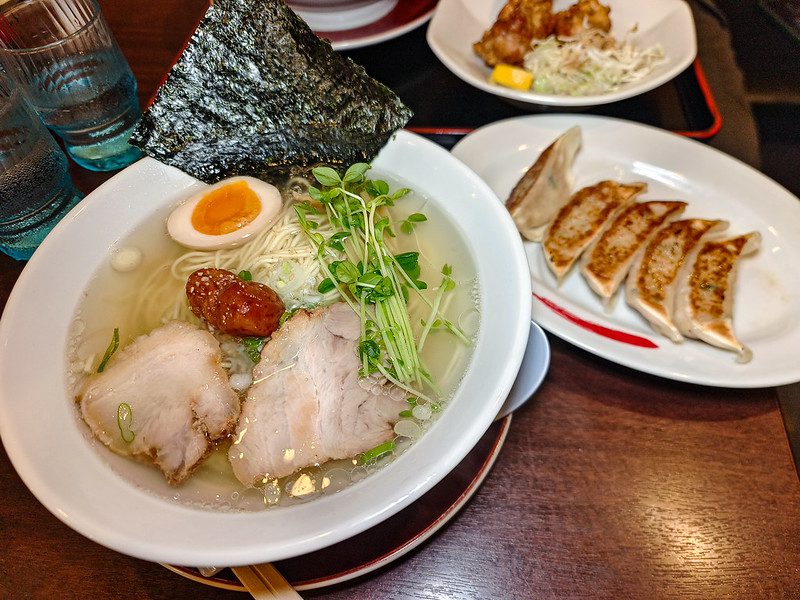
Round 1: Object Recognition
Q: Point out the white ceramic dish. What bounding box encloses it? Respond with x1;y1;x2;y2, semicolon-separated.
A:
167;323;547;589
0;130;531;566
497;321;550;419
309;0;437;50
289;0;398;33
452;114;800;388
427;0;697;108
163;322;548;589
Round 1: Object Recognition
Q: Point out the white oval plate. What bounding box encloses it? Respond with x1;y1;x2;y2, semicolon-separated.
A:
0;130;531;566
427;0;697;108
452;114;800;387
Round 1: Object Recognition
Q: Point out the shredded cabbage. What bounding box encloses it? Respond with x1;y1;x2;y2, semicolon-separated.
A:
522;29;666;96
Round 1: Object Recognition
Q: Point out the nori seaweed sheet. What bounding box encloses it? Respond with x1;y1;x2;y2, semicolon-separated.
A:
129;0;412;184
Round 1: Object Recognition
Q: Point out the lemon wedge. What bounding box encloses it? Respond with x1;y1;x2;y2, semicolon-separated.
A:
490;64;533;91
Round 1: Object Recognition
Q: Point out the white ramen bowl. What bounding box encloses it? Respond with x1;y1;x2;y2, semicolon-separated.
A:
0;130;531;566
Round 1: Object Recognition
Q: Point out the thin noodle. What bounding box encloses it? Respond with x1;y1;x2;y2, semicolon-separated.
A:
133;196;333;329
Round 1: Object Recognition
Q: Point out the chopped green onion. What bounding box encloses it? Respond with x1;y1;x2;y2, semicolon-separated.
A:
241;337;264;363
97;328;120;373
359;440;396;464
116;402;135;444
238;270;253;281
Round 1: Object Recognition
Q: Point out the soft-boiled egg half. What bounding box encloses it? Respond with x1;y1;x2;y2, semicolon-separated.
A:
167;176;282;250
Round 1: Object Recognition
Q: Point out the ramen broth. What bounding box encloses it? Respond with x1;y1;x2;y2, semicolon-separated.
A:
67;171;479;511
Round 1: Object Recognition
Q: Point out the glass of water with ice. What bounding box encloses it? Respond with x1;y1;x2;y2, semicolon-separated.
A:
0;72;83;260
0;0;143;171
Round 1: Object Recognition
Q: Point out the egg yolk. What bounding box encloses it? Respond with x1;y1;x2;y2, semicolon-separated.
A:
191;181;262;236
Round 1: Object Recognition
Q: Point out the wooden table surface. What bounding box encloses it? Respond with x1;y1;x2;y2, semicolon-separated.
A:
1;1;799;598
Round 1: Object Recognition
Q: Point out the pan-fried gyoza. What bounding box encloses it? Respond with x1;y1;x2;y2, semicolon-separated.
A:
626;219;728;342
542;180;646;281
507;126;581;242
673;233;761;363
508;126;759;361
580;200;687;306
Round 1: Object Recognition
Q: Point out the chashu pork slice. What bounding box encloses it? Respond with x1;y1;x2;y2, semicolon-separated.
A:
543;180;647;281
229;302;407;485
673;232;761;362
626;218;727;342
580;200;687;306
77;321;241;484
506;126;582;241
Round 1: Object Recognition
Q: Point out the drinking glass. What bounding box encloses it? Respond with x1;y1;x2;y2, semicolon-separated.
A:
0;73;83;260
0;0;143;171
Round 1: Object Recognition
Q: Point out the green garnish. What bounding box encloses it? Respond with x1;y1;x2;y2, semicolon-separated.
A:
241;337;264;363
400;212;427;235
317;278;336;294
394;252;426;290
279;305;318;327
398;409;413;418
238;270;253;281
116;402;135;444
296;163;469;401
97;328;120;373
418;264;468;352
359;440;396;464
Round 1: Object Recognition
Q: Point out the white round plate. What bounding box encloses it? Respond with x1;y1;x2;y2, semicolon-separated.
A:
306;0;438;50
427;0;697;108
452;114;800;388
289;0;398;33
0;130;531;566
497;321;550;419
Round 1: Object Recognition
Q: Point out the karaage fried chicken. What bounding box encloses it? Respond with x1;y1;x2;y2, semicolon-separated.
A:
473;0;555;67
554;0;611;37
473;0;612;67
